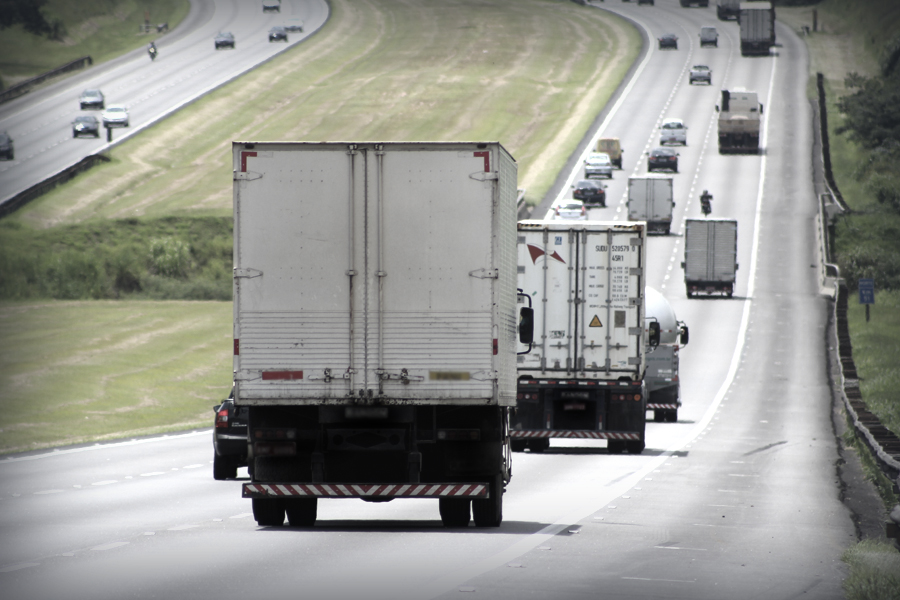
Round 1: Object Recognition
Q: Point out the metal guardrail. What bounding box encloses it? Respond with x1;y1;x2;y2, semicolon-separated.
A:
0;56;93;105
0;154;110;218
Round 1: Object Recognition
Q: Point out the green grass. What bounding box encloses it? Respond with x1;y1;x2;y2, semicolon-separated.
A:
846;290;900;437
6;0;640;227
0;0;189;87
841;539;900;600
0;300;232;454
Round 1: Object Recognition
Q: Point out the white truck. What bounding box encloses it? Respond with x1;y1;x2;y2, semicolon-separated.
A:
682;218;738;298
628;176;675;235
739;1;776;56
513;221;657;455
717;89;764;153
233;141;533;529
644;287;689;423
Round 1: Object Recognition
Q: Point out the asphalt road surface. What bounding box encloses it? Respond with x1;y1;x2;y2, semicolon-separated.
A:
0;0;329;208
0;2;856;599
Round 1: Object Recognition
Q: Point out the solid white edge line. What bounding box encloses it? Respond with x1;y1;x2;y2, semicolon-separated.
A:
416;28;779;600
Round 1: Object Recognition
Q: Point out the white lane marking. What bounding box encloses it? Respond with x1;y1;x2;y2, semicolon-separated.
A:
167;524;198;531
622;577;696;583
91;541;129;551
91;480;117;486
183;464;204;469
0;429;210;465
34;489;64;495
143;532;155;536
654;546;708;551
0;562;40;572
230;513;253;519
140;472;165;477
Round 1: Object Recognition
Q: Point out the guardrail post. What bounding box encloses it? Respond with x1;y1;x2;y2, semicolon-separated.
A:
106;126;112;143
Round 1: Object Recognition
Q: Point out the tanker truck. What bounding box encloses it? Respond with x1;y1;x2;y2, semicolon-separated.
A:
644;287;689;423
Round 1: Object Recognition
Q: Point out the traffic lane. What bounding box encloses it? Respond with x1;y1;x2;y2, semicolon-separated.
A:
0;0;330;204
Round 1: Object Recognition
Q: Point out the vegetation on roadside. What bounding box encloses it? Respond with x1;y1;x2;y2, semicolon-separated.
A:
0;299;232;454
841;540;900;600
0;0;188;88
0;216;232;301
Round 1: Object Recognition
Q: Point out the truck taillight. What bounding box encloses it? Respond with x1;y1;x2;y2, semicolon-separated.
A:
215;408;229;427
493;338;498;355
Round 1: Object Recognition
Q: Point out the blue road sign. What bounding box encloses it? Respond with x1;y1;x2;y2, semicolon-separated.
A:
859;278;875;305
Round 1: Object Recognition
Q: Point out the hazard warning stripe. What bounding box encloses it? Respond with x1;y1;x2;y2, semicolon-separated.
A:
646;403;680;409
510;430;641;440
242;482;488;499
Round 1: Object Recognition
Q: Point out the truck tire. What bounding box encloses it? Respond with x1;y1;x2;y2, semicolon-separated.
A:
626;440;645;454
653;410;665;422
665;409;678;423
439;498;471;527
510;439;527;452
285;498;317;527
252;498;285;526
472;476;503;527
527;439;550;453
607;440;625;454
213;453;237;480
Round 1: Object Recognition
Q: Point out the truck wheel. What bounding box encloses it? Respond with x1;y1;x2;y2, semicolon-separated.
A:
252;498;285;526
653;410;665;422
665;410;678;423
608;440;625;454
213;453;237;480
510;439;527;452
439;498;471;527
472;476;503;527
285;498;317;527
626;440;645;454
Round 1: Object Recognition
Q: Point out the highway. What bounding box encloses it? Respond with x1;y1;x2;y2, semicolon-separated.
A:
0;2;856;599
0;0;329;208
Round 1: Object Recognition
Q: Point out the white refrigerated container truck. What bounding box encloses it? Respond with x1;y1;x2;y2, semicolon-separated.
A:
739;1;775;56
513;221;657;454
233;141;532;528
627;176;675;235
682;218;738;297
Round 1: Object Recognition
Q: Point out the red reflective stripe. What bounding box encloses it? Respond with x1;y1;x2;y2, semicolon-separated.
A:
474;150;490;172
241;151;257;172
233;339;239;355
262;371;303;380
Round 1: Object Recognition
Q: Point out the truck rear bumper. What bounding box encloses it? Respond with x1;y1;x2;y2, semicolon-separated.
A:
243;482;488;499
510;430;642;441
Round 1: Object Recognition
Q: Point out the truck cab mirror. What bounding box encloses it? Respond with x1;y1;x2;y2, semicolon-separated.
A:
679;324;689;346
759;103;764;114
715;105;719;112
518;307;534;345
648;321;660;349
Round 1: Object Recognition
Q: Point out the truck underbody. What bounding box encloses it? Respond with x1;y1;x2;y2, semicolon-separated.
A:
741;41;772;56
243;404;510;528
685;279;734;298
511;379;646;454
647;384;680;423
718;131;759;154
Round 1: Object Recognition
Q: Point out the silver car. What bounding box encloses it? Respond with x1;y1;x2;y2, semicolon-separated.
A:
584;152;613;179
699;26;718;47
689;65;712;85
553;200;587;221
660;119;687;145
101;105;130;128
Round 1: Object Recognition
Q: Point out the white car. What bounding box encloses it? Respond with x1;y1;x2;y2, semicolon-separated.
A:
553;200;587;221
584;152;613;179
660;118;687;145
101;105;130;128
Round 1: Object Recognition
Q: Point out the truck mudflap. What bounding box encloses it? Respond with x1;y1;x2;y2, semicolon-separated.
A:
243;482;488;499
510;430;641;440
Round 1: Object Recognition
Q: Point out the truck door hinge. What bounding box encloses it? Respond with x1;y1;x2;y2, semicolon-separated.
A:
234;268;263;279
469;171;499;181
376;369;424;385
307;368;356;383
469;268;499;279
471;370;498;381
234;370;261;382
233;171;262;181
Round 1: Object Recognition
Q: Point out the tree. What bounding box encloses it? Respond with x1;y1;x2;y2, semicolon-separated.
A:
836;72;900;150
0;0;58;39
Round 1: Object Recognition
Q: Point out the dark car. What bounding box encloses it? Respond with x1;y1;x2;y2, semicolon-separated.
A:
572;179;607;206
72;115;100;138
79;89;105;110
658;34;678;50
648;147;679;172
262;0;281;12
637;0;654;4
0;131;13;160
214;31;235;49
268;26;288;42
213;391;249;480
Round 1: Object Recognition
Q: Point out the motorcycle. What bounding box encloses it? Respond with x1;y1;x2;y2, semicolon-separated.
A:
148;44;158;61
700;190;712;216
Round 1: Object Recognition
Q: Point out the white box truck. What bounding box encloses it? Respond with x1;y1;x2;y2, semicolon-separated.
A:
628;176;675;235
739;1;775;56
513;221;657;454
644;287;689;422
682;218;738;297
233;141;533;528
717;89;764;153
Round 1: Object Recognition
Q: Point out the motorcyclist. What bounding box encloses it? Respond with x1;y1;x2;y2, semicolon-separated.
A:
148;41;158;60
700;190;712;216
